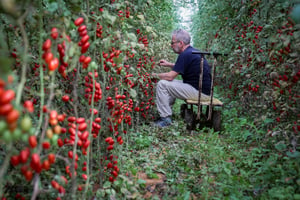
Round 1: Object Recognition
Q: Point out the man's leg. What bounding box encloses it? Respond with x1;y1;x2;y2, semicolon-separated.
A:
156;80;200;118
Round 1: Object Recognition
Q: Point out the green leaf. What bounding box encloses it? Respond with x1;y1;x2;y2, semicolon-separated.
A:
286;151;300;158
275;142;287;152
103;10;117;25
184;191;191;200
129;88;137;98
103;181;112;188
137;179;146;185
126;32;137;42
47;2;58;13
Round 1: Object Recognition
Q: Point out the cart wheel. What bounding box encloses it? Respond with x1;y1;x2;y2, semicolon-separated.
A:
212;110;221;131
185;108;195;130
180;104;187;118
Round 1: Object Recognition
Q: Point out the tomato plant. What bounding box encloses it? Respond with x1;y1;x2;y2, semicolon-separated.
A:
0;0;175;199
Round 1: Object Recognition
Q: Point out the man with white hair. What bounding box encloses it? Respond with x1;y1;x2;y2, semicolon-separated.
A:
152;29;211;128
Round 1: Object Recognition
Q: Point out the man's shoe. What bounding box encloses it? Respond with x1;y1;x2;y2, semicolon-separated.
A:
154;117;172;128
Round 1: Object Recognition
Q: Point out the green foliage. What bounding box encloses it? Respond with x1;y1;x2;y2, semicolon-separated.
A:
190;1;299;198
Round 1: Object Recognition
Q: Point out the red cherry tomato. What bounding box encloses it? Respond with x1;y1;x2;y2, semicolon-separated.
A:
48;153;56;164
51;27;59;39
30;153;40;166
43;51;53;64
0;89;15;105
0;103;13;115
62;95;70;102
6;109;19;124
48;58;59;71
28;135;37;148
42;39;52;51
10;155;20;166
74;17;84;26
77;25;87;33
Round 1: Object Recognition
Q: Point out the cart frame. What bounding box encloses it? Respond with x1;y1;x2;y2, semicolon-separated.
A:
180;51;228;131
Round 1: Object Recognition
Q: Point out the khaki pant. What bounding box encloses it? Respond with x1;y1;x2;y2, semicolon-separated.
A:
156;80;209;118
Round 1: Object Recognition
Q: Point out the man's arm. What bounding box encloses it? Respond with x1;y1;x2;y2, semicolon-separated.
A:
159;59;175;68
152;70;178;81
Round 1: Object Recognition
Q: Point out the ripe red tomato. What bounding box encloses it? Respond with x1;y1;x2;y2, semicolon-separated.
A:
28;135;37;148
82;174;87;180
57;138;64;147
81;42;90;54
74;17;84;26
77;25;87;33
49;110;58;119
51;27;59;39
76;117;85;124
43;51;53;64
19;148;30;164
42;160;50;170
78;123;87;131
51;180;60;190
67;116;76;123
0;103;13;115
42;39;52;51
0;89;15;105
81;35;89;44
48;153;56;164
79;29;88;37
68;151;73;159
82;139;90;148
83;56;92;64
23;100;34;113
109;176;114;182
42;141;51;149
62;95;70;102
48;58;59;71
6;109;19;124
30;153;40;167
107;145;114;151
81;131;89;141
10;155;20;166
111;170;118;177
24;170;33;181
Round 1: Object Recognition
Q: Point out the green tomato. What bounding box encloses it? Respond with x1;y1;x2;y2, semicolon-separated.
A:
12;128;22;140
0;120;7;134
28;128;36;136
21;134;29;142
51;134;59;145
21;116;32;132
2;130;12;143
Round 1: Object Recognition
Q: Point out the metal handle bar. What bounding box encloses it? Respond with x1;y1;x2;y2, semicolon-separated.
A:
192;51;228;57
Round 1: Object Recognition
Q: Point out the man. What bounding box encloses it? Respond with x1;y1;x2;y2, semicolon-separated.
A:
152;29;211;128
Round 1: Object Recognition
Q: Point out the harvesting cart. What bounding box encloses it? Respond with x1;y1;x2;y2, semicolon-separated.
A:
180;51;228;131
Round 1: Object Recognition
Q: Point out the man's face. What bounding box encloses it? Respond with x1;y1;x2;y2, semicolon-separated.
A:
171;36;182;54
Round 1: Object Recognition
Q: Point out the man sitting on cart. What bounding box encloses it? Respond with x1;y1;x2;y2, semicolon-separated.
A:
152;29;211;128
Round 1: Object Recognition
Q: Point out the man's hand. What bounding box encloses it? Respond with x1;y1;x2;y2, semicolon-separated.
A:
159;59;174;68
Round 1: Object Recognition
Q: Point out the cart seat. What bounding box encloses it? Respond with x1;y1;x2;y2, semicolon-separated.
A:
185;97;223;106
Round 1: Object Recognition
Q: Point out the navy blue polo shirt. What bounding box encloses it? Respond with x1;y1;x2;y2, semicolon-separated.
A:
172;46;211;95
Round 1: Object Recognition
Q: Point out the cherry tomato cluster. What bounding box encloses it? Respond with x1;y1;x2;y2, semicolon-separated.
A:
104;137;120;182
45;109;66;143
91;117;101;138
75;17;91;56
42;39;59;72
117;7;130;19
0;82;19;131
51;179;66;195
84;72;102;105
138;34;149;47
102;47;123;73
96;22;103;38
11;144;56;182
